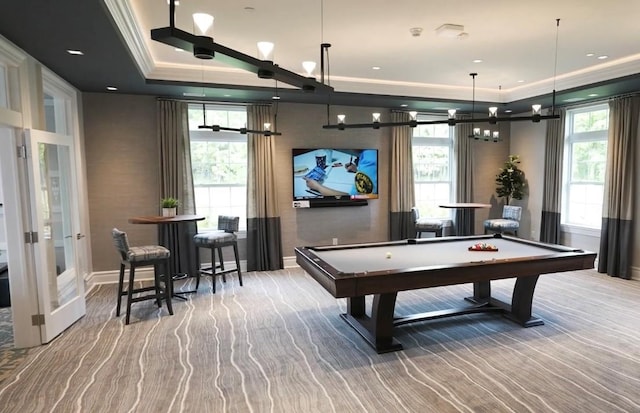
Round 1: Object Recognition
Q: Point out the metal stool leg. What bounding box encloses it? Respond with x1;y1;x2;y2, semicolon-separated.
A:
116;263;125;317
233;242;242;286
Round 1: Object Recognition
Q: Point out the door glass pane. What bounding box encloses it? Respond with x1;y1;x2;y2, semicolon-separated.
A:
38;142;77;308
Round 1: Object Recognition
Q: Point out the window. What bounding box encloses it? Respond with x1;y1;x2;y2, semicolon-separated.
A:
412;116;454;218
562;104;609;229
188;104;247;231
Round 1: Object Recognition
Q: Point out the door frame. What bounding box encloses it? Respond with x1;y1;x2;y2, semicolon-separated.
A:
25;129;86;343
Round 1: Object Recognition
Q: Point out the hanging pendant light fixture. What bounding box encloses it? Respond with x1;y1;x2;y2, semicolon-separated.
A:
198;103;281;136
322;19;563;131
151;0;332;93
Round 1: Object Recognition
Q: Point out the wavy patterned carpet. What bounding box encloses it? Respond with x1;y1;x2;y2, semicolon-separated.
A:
0;268;639;412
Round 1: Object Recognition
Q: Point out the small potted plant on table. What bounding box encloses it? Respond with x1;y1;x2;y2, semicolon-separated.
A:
161;197;179;217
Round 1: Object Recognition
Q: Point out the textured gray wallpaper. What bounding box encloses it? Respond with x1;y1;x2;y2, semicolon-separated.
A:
82;95;502;271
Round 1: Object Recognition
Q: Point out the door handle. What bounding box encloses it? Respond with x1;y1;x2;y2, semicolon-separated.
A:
76;233;85;240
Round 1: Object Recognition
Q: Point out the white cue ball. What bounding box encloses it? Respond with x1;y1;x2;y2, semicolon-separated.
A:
386;252;392;259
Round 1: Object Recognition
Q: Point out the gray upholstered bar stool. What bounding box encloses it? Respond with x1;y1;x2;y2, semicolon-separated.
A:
193;215;242;293
112;228;173;325
484;205;522;236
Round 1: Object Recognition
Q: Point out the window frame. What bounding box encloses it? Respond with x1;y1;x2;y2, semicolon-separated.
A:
411;115;454;219
188;103;248;232
561;103;609;232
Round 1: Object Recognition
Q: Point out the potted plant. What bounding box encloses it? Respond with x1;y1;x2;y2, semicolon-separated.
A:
495;155;526;205
160;197;179;217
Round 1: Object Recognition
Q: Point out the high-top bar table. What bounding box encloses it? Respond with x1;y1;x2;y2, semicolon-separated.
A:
439;202;491;236
129;214;205;297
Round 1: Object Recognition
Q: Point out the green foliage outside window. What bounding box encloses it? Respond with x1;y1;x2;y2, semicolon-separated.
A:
495;155;526;205
190;141;247;185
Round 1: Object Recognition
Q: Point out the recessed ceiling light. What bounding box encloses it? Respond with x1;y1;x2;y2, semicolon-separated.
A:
272;96;281;100
400;104;408;108
517;80;525;83
372;66;381;70
106;86;118;91
472;59;483;63
174;48;184;52
586;53;595;57
223;94;231;97
67;50;83;55
588;93;599;97
504;109;513;113
563;97;586;102
597;55;608;60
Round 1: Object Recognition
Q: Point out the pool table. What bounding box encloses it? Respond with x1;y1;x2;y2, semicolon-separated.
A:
295;234;596;353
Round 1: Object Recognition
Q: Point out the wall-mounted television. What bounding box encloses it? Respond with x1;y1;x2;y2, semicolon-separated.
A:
292;148;378;207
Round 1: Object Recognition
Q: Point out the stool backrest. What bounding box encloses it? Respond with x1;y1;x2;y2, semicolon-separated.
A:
218;216;240;233
502;205;522;221
112;228;130;260
411;207;420;223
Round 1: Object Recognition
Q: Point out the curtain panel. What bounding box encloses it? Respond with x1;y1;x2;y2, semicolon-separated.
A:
453;116;474;235
389;112;416;240
157;99;198;277
246;105;284;271
598;96;639;279
540;109;565;244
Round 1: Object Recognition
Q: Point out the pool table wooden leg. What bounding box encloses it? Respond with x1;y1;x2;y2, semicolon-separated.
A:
467;281;491;304
506;274;544;327
342;293;403;353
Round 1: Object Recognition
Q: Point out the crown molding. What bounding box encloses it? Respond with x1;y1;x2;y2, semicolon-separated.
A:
103;0;155;76
0;34;28;67
102;1;640;106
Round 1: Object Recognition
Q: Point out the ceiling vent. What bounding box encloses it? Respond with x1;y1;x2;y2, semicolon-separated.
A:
436;24;465;38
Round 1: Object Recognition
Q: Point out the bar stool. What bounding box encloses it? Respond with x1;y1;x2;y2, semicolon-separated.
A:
112;228;173;324
193;216;242;293
484;205;522;236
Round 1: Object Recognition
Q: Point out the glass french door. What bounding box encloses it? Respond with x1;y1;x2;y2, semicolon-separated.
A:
26;129;85;342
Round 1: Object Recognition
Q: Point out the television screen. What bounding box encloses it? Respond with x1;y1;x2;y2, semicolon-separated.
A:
292;148;379;201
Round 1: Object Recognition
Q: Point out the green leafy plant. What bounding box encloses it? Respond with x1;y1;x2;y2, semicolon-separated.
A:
495;155;526;205
160;197;180;208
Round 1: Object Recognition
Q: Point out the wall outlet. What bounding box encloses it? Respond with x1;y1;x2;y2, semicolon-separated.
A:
332;238;338;245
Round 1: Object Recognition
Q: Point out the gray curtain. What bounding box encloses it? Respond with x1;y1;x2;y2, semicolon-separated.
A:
157;99;197;277
246;104;284;271
389;112;416;240
453;116;474;235
540;109;565;244
598;96;639;279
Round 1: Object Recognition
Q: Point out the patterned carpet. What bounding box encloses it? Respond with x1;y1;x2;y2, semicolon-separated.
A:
0;307;31;385
0;307;13;349
0;268;639;412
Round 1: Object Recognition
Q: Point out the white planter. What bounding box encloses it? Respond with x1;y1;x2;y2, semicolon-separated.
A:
162;207;177;217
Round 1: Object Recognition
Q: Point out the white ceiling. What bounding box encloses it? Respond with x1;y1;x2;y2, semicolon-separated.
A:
114;0;640;105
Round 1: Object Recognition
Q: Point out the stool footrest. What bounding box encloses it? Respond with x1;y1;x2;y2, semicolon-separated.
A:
121;285;161;296
199;265;239;277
